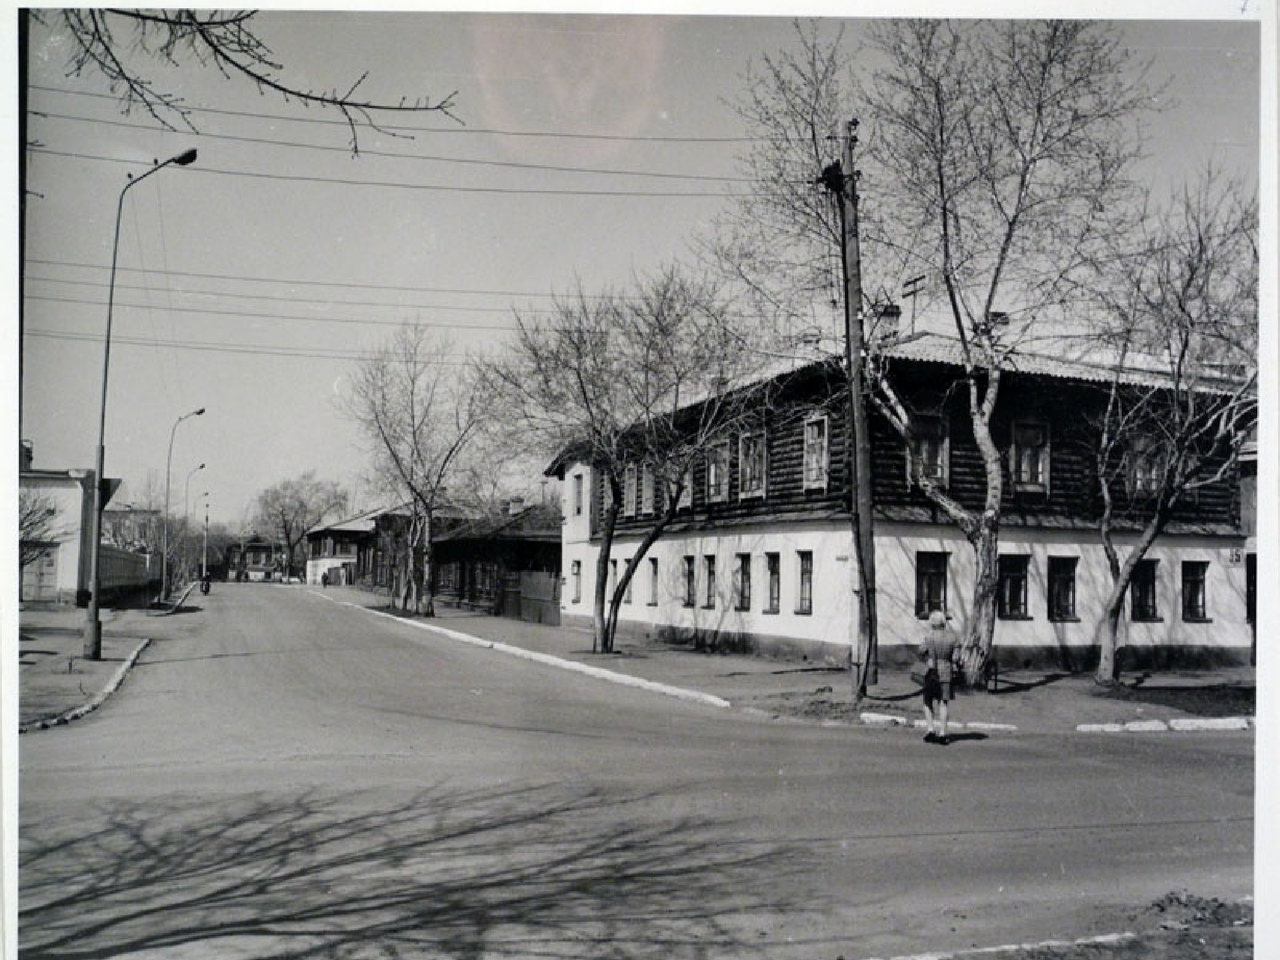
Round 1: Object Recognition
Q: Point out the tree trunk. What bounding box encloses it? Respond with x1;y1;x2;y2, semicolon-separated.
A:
421;509;436;617
958;512;1000;688
1094;589;1125;684
592;503;620;654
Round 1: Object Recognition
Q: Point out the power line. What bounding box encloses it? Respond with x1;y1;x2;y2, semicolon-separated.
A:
32;108;752;184
26;275;521;316
29;146;745;199
24;327;469;363
25;292;521;330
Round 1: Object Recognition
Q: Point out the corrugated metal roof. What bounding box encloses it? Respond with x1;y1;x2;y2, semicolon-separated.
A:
881;332;1249;393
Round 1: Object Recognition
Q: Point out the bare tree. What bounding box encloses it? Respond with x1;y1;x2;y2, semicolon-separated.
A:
1087;172;1258;683
33;9;459;154
252;472;350;579
484;265;761;654
346;326;486;615
718;20;1157;682
19;488;63;569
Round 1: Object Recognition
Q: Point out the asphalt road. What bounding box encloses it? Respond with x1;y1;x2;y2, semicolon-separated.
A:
19;585;1254;960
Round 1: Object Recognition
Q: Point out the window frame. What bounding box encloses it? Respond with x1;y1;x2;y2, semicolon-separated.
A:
703;554;717;609
572;473;584;516
647;556;659;606
909;414;950;487
622;465;638;518
915;551;949;618
1181;560;1210;622
571;560;582;604
682;555;696;608
706;440;730;504
734;553;752;611
1047;556;1079;622
795;550;813;615
639;463;655;516
1011;420;1051;493
739;431;767;500
1130;558;1161;622
996;554;1031;620
764;552;781;614
802;414;830;491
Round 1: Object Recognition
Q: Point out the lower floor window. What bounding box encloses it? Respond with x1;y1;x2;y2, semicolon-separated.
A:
997;555;1030;619
1131;559;1160;621
1047;556;1078;621
765;552;780;613
682;555;696;607
796;551;813;614
1181;561;1209;621
916;552;948;617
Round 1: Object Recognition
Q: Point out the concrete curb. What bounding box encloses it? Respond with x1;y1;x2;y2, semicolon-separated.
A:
1078;716;1254;733
352;603;733;710
857;931;1137;960
20;637;152;734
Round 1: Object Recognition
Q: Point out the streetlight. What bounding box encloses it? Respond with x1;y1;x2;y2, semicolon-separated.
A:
183;464;206;582
202;494;211;580
84;148;198;659
161;408;205;602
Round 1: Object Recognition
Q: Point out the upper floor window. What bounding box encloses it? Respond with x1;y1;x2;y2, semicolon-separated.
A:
997;554;1031;619
572;473;584;516
803;415;829;490
706;441;730;503
739;432;767;499
1131;559;1160;621
676;468;692;510
910;415;949;487
1128;435;1165;496
1011;421;1050;492
639;463;655;516
622;465;638;517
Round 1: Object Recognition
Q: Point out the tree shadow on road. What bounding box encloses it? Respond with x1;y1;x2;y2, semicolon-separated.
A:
20;783;810;960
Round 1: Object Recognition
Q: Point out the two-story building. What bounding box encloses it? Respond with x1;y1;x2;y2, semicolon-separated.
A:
549;334;1254;670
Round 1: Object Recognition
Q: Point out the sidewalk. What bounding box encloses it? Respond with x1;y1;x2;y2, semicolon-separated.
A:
18;585;1256;736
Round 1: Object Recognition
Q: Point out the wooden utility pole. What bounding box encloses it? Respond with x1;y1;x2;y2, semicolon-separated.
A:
822;119;879;701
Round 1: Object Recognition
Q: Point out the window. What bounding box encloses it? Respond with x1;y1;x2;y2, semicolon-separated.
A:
648;557;659;606
676;468;692;510
915;552;949;617
703;555;717;608
997;555;1031;619
1011;421;1050;491
609;559;618;598
706;441;730;503
1182;561;1209;621
572;473;584;516
623;559;633;604
765;552;781;614
682;555;696;607
734;553;752;611
640;464;655;516
796;551;814;614
571;560;582;603
1047;556;1078;621
1128;435;1164;496
1131;559;1160;621
803;415;829;490
623;466;638;517
910;415;949;486
740;432;767;499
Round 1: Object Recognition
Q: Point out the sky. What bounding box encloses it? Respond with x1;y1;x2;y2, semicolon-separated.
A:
10;2;1270;531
